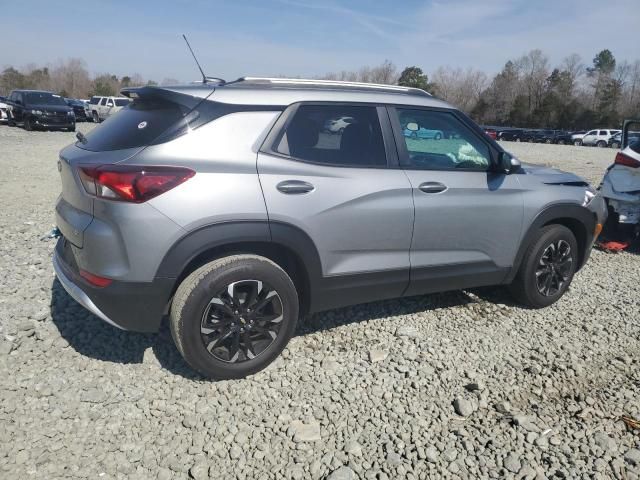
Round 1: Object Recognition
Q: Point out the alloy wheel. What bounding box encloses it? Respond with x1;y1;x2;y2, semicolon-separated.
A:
535;240;573;296
200;280;283;363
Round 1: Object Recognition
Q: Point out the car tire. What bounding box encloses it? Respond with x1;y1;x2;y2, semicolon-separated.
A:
170;254;299;379
93;112;100;123
573;140;582;146
558;139;565;145
596;140;606;148
508;224;578;309
611;142;620;149
434;132;442;140
68;124;76;132
515;138;521;142
24;117;33;131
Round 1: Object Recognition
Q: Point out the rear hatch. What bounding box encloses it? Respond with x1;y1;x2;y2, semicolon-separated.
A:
56;85;216;248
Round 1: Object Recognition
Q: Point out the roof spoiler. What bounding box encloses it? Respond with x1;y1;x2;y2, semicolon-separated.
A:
120;85;216;109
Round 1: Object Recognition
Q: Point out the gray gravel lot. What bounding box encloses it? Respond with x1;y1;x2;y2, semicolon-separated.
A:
1;124;639;479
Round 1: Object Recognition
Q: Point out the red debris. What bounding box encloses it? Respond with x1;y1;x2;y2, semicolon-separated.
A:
596;240;631;252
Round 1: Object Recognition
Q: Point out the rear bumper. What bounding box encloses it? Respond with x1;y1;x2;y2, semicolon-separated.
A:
53;238;174;332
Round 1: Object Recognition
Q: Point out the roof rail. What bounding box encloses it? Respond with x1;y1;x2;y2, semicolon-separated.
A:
230;77;432;97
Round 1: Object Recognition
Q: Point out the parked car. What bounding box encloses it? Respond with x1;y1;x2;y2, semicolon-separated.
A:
600;120;640;232
88;95;131;123
551;132;574;145
0;95;8;122
52;77;606;379
580;129;621;147
570;131;587;145
403;123;444;139
65;98;89;122
483;128;497;140
5;90;75;131
608;131;640;149
498;129;528;142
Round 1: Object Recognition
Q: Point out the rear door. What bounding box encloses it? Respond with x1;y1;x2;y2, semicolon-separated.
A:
582;130;597;145
258;102;414;308
387;106;524;296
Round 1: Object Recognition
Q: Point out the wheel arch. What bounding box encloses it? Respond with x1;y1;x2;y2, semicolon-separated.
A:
506;203;596;283
155;221;323;316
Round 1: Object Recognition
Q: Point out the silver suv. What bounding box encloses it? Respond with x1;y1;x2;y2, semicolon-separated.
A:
53;77;607;379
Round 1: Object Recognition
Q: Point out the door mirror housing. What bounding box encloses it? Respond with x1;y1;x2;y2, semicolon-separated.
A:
498;151;521;174
405;122;419;132
622;119;640;149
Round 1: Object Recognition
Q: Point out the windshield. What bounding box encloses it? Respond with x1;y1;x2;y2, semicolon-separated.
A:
24;92;66;106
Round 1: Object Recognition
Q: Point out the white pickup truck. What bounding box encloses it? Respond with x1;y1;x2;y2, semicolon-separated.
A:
88;96;131;123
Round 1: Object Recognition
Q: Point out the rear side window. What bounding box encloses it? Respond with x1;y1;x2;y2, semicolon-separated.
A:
275;104;386;167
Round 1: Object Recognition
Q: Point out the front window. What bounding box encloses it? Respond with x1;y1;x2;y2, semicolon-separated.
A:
394;108;491;171
24;92;66;106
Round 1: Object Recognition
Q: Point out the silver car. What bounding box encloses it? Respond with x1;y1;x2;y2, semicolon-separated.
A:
53;77;607;379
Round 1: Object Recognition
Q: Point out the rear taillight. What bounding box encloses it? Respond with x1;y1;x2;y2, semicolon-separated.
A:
614;152;640;168
78;165;195;203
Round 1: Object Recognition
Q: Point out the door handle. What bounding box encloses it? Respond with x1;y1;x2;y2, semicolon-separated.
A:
418;181;447;194
276;180;315;194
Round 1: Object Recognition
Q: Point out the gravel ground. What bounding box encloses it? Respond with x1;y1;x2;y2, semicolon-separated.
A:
1;124;639;479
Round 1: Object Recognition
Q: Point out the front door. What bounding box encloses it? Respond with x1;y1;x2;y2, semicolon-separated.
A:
387;106;524;296
258;103;414;310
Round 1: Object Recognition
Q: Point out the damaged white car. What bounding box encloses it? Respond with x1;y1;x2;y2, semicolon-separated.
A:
601;120;640;233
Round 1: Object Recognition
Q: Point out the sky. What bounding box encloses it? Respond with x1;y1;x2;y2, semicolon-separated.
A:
2;0;638;82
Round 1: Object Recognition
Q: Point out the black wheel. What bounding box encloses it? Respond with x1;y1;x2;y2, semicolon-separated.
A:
574;140;582;146
93;112;100;123
611;142;620;149
509;225;578;308
24;117;33;131
434;132;442;140
545;139;552;144
558;139;565;145
596;140;606;148
170;254;299;379
68;124;76;132
515;138;521;142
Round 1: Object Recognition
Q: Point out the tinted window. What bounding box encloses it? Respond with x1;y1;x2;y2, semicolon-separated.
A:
586;130;596;135
115;98;130;107
79;98;189;151
90;96;100;105
24;92;66;106
275;105;386;167
100;98;107;106
394;108;491;171
599;130;607;135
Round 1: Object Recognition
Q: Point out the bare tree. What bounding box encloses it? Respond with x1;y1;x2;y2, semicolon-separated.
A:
49;58;91;98
431;67;488;112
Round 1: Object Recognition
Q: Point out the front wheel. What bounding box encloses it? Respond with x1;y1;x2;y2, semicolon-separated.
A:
170;255;299;379
24;117;33;131
508;225;578;308
573;139;582;146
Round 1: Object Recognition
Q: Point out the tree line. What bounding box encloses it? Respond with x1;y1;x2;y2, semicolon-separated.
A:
0;58;178;99
2;49;638;129
319;49;639;130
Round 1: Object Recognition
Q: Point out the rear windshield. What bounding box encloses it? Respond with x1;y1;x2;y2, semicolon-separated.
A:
89;97;100;105
115;98;130;107
78;98;188;151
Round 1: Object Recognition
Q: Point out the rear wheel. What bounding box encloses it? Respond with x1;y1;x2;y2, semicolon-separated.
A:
509;225;578;308
170;255;299;379
596;140;606;148
92;112;100;123
611;141;620;149
434;132;442;140
558;139;566;145
573;139;582;146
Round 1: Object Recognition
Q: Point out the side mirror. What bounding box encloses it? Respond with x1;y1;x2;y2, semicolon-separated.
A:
622;119;640;149
406;122;419;132
498;151;521;174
